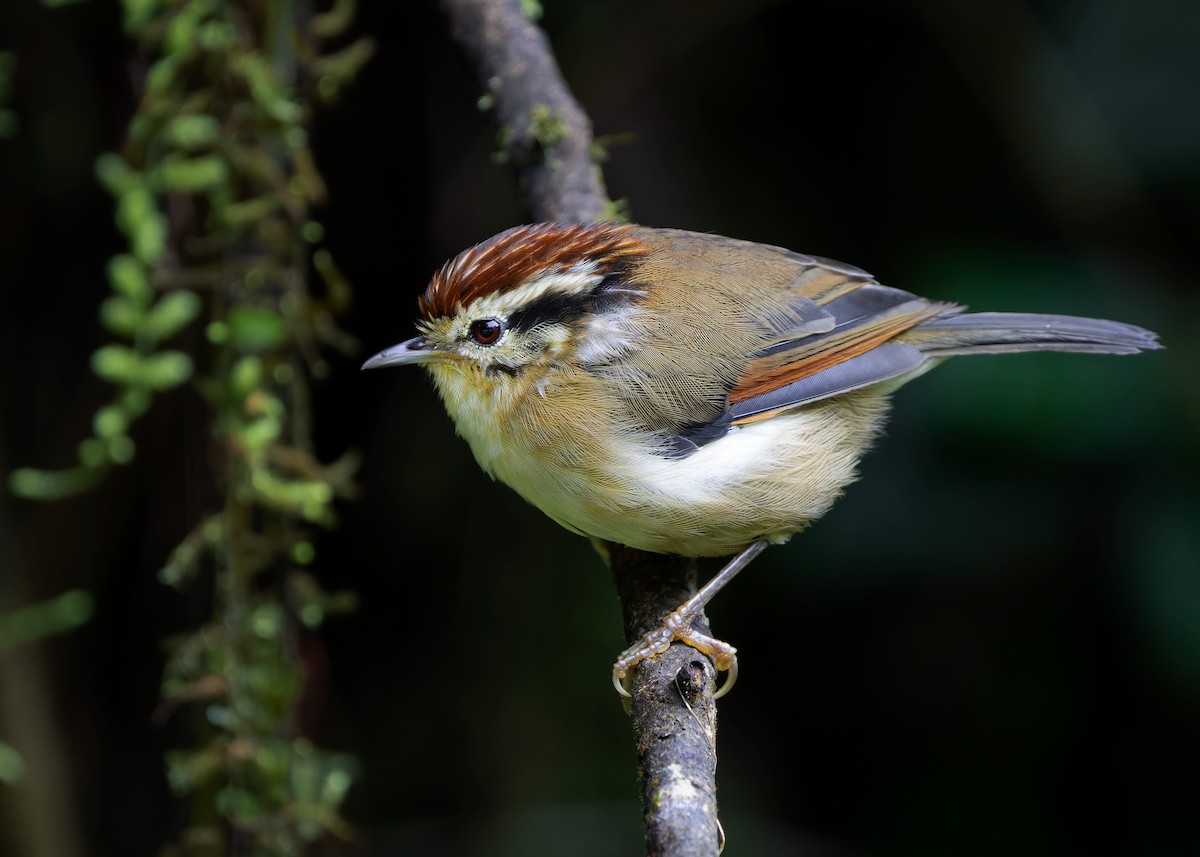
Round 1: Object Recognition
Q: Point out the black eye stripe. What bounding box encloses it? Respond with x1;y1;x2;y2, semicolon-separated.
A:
506;291;582;332
506;271;642;331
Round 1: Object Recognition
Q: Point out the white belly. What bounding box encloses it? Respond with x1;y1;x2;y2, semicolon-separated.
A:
480;396;887;557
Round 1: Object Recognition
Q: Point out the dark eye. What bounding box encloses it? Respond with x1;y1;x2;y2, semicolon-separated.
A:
468;318;503;346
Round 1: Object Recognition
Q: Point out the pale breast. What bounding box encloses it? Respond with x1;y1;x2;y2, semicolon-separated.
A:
477;388;892;557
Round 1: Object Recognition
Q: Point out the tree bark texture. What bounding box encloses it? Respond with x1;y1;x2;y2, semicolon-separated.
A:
440;0;610;224
609;544;724;857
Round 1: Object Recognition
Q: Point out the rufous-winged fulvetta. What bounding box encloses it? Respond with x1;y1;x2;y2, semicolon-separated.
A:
363;223;1162;697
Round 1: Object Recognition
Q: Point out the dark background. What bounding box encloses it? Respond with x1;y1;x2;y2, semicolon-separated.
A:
1;0;1198;855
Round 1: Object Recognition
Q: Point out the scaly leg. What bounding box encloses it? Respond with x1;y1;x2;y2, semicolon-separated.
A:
612;540;770;698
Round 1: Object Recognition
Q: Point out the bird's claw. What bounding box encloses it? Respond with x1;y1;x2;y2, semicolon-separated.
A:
611;622;739;699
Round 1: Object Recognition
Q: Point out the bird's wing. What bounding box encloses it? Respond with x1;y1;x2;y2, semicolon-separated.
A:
726;289;954;423
626;229;958;430
609;229;1157;451
591;229;963;446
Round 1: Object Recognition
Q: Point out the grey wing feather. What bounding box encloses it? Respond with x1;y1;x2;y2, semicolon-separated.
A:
904;312;1163;356
756;284;929;357
821;284;925;328
728;341;927;421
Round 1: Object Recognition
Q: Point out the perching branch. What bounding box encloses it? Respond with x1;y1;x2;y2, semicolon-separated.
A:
609;544;725;857
438;1;724;855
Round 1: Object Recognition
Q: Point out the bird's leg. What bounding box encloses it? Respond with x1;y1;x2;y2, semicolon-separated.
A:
612;539;770;699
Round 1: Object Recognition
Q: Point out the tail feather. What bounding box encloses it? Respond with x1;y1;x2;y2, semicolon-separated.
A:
902;311;1162;357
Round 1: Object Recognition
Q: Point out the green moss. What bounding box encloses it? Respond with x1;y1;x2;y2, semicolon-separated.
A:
529;102;567;148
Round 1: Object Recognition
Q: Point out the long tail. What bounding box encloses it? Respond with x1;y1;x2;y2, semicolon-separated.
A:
901;311;1162;356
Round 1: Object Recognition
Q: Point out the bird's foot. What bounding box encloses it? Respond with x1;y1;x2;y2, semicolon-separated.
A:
611;608;738;699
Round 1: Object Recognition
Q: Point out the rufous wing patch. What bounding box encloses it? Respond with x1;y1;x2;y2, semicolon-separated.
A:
728;303;950;408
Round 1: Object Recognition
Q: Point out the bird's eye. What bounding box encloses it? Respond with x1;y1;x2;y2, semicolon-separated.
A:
468;318;504;346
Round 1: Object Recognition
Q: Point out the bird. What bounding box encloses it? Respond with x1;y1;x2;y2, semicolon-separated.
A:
362;222;1161;698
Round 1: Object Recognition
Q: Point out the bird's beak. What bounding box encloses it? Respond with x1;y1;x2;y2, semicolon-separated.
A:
361;336;440;370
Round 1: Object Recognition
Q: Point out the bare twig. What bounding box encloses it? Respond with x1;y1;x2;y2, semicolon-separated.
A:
438;1;723;854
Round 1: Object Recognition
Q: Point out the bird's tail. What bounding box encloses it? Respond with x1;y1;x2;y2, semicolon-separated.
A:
901;312;1162;357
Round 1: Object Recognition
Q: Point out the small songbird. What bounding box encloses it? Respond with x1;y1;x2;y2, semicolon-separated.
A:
363;222;1161;697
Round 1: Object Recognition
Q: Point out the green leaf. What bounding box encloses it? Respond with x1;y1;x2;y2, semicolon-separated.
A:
310;38;376;102
115;188;167;264
107;254;151;303
300;221;324;243
230;356;263;398
91;344;141;383
158;154;229;193
197;19;235;52
95;152;134;194
77;437;108;467
142;52;180;95
121;0;165;33
162;0;212;56
106;434;136;464
100;295;143;337
7;466;103;499
230;53;301;124
221;196;280;227
118;386;152;418
163;114;220;150
93;405;129;438
0;589;94;653
140;291;201;343
137;350;193;390
250;471;334;523
249;602;285;640
228;305;287;353
205;321;229;344
241;414;281;451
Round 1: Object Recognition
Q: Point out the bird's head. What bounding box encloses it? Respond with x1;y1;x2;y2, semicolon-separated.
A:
362;223;652;404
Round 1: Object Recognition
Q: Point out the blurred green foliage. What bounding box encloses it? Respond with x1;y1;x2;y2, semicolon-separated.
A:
0;589;94;653
0;590;95;785
4;0;372;853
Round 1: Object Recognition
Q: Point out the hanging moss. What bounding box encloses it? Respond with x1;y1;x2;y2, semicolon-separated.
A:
7;0;373;853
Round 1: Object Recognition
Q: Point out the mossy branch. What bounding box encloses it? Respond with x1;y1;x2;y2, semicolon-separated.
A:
441;0;613;223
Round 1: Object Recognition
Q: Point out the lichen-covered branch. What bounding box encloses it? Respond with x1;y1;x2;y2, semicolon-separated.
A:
440;0;612;224
438;2;724;855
